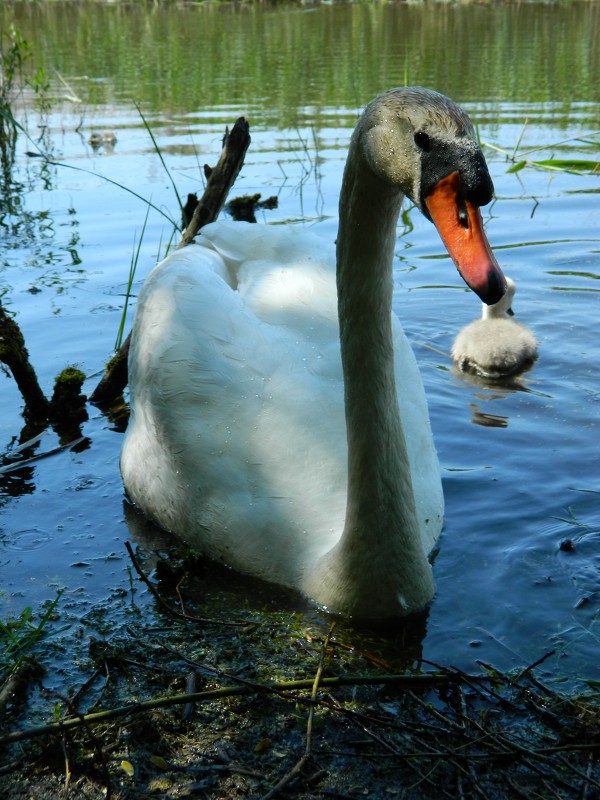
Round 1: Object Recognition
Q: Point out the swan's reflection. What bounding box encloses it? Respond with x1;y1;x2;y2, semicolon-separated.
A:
123;498;430;666
468;403;508;429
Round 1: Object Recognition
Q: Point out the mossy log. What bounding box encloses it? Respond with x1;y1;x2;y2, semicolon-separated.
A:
1;302;88;429
0;302;50;420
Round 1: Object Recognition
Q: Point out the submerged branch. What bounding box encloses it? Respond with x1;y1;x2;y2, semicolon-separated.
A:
0;302;50;420
0;302;88;435
90;117;251;406
124;540;248;628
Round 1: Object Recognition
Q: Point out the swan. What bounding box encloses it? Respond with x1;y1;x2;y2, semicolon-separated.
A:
121;87;506;619
452;276;538;378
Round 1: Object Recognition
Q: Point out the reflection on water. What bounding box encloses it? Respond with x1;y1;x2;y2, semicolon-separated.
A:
3;2;600;123
0;2;599;696
452;365;542;429
468;404;509;429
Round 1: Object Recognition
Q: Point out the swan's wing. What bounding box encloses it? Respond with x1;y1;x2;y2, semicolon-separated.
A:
123;236;347;586
392;317;444;553
123;223;442;583
199;221;338;336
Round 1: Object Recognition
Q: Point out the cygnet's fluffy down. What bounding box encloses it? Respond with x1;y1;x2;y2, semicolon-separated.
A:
452;277;538;378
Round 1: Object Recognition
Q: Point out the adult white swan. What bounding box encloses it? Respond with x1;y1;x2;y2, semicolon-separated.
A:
452;276;538;377
121;87;506;619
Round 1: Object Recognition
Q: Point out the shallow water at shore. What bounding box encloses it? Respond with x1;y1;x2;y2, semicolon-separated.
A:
1;1;599;695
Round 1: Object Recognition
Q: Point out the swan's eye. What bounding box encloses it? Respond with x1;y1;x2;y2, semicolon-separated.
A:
414;131;431;151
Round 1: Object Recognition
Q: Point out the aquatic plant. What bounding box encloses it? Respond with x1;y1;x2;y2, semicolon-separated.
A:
0;24;28;185
0;590;65;695
483;121;600;175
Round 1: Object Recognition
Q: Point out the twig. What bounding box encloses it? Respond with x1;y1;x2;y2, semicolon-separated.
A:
0;436;87;475
579;752;596;800
511;649;556;684
258;623;336;800
327;692;456;800
69;666;109;712
124;540;248;628
44;690;113;800
556;752;600;794
181;671;197;723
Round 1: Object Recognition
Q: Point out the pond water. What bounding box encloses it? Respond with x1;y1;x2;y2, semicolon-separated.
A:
1;1;599;695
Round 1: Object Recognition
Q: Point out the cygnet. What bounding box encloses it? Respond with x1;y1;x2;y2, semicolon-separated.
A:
452;277;538;378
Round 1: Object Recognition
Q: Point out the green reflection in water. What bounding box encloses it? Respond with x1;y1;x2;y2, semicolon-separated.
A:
2;2;600;127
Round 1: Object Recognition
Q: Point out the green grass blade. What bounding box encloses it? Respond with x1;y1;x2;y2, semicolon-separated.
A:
115;204;151;351
136;103;184;214
506;160;527;174
45;160;178;227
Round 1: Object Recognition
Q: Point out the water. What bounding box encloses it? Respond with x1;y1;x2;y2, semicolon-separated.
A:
0;2;598;693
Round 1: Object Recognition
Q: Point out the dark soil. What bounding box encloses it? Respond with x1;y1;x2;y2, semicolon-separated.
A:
1;547;598;800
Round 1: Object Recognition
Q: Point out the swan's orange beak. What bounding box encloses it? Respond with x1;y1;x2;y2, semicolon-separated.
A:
425;171;506;305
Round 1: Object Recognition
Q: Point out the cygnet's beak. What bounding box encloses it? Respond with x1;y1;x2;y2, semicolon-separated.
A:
425;171;506;305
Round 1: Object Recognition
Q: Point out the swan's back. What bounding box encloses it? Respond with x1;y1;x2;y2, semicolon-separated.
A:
122;221;442;591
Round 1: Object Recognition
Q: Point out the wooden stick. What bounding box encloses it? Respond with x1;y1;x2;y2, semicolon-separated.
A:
178;117;250;247
0;671;494;748
258;623;336;800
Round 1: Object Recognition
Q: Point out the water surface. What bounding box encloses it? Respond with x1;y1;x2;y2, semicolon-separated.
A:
1;2;598;694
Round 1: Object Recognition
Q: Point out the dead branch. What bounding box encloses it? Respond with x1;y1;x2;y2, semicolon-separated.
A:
0;670;495;749
124;540;249;628
178;117;251;246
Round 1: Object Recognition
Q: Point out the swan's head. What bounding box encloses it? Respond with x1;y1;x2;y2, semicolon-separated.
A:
359;86;506;305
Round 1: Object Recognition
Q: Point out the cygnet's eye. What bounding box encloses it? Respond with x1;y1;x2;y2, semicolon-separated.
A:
414;131;431;151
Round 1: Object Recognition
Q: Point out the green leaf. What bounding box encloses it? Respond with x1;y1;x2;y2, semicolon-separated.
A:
121;760;135;777
531;158;600;173
506;160;527;174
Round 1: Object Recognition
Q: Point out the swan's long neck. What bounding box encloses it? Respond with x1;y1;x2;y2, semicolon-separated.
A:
337;154;408;524
325;145;434;616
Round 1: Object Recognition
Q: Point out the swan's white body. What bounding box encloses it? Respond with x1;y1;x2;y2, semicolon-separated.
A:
122;87;505;618
452;277;538;377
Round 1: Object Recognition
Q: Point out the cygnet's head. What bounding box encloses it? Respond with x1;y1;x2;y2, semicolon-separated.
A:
482;276;516;320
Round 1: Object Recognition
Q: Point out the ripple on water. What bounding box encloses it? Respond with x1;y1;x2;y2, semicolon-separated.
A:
1;528;52;552
66;474;109;492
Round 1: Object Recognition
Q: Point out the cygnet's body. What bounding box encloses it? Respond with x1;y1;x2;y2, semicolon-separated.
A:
452;277;537;378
